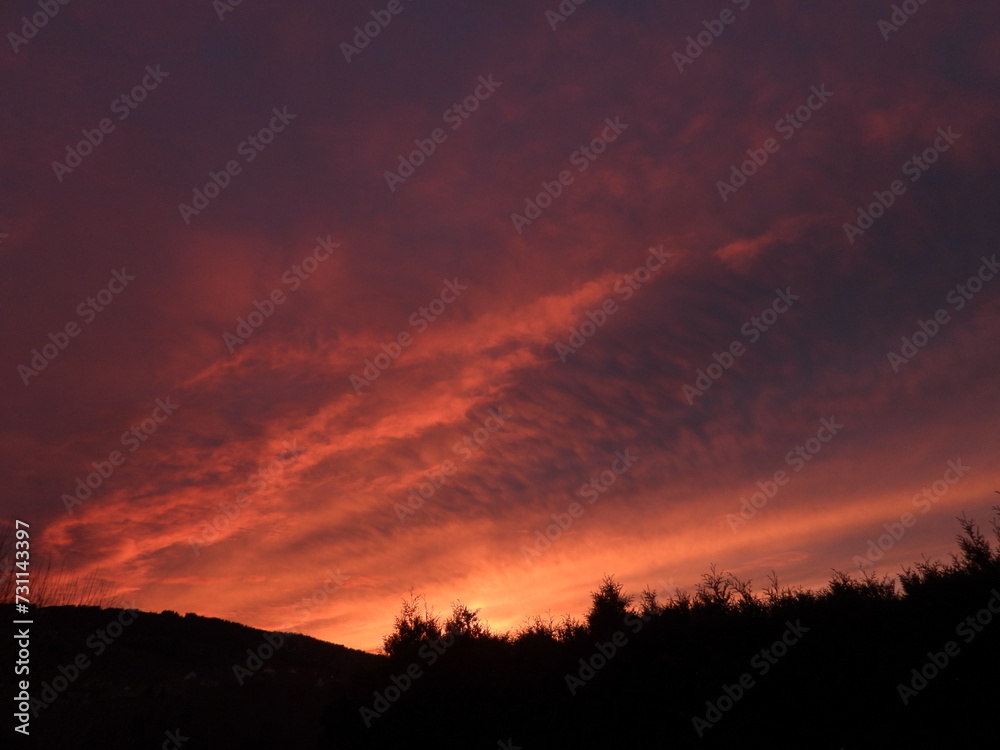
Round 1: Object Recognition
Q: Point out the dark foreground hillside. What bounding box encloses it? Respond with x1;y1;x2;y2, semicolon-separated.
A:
319;512;1000;750
3;607;381;750
5;510;1000;749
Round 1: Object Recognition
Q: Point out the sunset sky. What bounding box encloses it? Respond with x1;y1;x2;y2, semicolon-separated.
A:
2;1;998;653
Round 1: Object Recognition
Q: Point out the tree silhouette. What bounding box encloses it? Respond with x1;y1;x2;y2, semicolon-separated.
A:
585;574;634;636
381;592;442;661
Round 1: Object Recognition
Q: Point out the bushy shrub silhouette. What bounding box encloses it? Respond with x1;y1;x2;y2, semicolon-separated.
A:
953;511;994;570
322;506;1000;749
585;573;635;637
443;601;494;642
381;592;443;662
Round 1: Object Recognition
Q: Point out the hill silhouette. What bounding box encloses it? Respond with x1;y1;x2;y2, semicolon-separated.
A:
4;508;999;749
2;607;380;750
